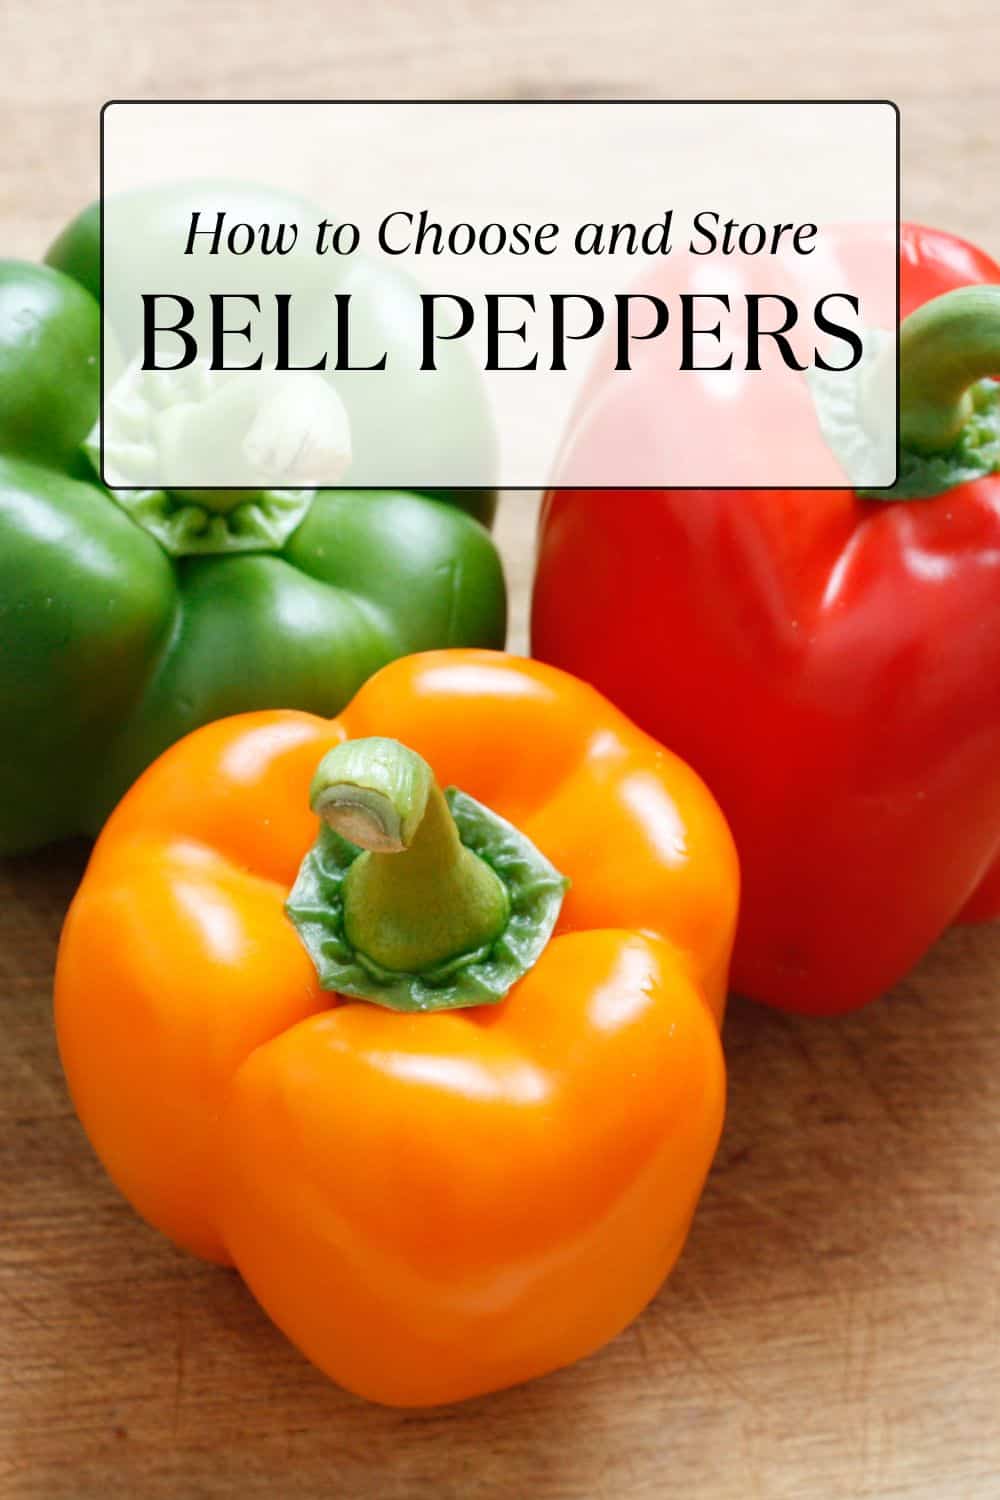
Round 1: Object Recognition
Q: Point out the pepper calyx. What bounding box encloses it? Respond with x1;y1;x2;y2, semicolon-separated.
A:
861;376;1000;502
85;356;351;556
287;738;568;1012
810;286;1000;503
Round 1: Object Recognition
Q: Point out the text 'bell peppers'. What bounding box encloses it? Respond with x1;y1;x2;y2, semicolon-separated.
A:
533;222;1000;1016
55;650;738;1406
0;197;504;856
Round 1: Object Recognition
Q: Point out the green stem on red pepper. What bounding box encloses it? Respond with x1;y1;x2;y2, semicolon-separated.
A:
812;285;1000;501
897;286;1000;454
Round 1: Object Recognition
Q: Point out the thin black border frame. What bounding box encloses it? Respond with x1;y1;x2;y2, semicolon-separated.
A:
98;98;902;492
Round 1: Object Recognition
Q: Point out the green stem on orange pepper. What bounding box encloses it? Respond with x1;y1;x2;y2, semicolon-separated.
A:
310;737;510;974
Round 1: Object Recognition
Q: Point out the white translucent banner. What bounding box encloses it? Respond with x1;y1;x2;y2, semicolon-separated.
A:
100;101;899;490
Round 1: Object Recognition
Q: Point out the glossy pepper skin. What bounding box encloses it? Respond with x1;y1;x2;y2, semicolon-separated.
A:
55;650;737;1407
0;207;504;856
533;223;1000;1016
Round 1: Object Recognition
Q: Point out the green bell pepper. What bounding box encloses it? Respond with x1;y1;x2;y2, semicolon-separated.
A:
0;208;505;856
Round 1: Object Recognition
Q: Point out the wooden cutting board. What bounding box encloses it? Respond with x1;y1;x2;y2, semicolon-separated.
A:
3;3;1000;1494
4;841;999;1499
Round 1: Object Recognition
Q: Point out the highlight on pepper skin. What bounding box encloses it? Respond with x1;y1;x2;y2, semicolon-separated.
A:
54;649;738;1406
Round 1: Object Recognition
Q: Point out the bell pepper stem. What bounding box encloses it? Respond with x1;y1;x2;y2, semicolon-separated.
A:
898;286;1000;454
96;358;351;511
161;369;351;505
309;738;510;975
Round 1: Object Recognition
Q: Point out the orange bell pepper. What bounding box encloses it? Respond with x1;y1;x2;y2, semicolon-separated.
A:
55;650;738;1406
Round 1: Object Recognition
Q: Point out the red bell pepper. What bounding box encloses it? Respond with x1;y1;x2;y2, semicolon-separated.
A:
532;223;1000;1015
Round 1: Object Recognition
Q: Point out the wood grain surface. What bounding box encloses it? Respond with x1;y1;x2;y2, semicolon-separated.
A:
2;4;999;1496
